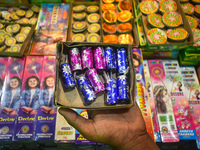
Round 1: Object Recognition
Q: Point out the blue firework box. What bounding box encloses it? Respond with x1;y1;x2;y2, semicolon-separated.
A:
54;42;136;109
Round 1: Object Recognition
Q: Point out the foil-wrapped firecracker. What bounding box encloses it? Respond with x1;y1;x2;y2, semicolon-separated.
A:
77;76;96;103
60;55;76;89
86;68;105;94
117;48;128;75
104;47;117;71
94;47;106;70
82;47;93;70
117;74;129;102
106;77;117;105
70;48;82;73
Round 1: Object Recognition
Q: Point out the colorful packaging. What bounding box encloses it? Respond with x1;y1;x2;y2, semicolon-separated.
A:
163;60;196;140
180;66;200;149
0;57;9;100
132;49;154;141
148;59;179;142
75;109;96;145
143;60;161;142
54;108;76;142
0;57;25;141
35;56;57;141
14;56;44;141
30;4;70;55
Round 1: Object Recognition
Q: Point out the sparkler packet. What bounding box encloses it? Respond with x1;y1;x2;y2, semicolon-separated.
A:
0;57;9;101
148;59;179;143
143;60;161;142
163;60;196;140
14;56;44;141
180;66;200;149
54;107;75;142
35;56;57;141
132;48;154;141
0;57;25;141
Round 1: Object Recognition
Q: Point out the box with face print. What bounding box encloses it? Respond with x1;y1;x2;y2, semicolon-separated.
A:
143;60;161;142
180;67;200;149
35;56;57;141
163;60;197;140
75;109;96;145
14;56;44;141
148;59;179;143
132;48;154;141
0;57;25;141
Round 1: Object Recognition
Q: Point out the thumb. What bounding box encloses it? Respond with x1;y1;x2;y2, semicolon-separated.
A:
58;108;94;138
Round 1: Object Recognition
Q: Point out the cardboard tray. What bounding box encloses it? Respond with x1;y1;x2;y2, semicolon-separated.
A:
0;22;35;57
140;0;194;51
67;2;102;43
100;0;139;47
54;42;136;109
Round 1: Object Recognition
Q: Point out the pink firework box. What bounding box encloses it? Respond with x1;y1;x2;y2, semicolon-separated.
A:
148;59;179;143
132;49;154;141
180;67;200;142
163;60;196;140
21;56;44;93
143;60;161;142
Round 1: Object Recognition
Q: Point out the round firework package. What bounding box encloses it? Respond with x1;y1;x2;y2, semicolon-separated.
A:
118;34;134;44
194;5;200;17
87;33;100;42
147;13;165;28
73;12;86;21
147;28;167;44
5;37;16;47
192;0;200;5
166;28;188;41
72;34;85;42
73;5;86;13
87;13;100;23
72;21;87;33
87;23;100;33
10;44;21;52
181;3;194;15
159;0;177;13
193;29;200;46
186;15;198;29
162;11;182;28
140;0;159;15
16;33;27;43
87;6;99;13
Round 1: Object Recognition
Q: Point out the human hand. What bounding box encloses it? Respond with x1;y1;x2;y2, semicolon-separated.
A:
59;104;159;150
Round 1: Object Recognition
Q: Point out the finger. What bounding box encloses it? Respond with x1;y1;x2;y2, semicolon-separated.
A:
58;108;94;137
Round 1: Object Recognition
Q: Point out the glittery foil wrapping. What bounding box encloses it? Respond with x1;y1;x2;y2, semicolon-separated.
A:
117;48;128;74
86;68;105;94
94;47;105;70
106;78;117;105
117;74;129;101
70;48;82;72
104;47;117;71
82;47;93;70
60;63;76;89
77;76;96;103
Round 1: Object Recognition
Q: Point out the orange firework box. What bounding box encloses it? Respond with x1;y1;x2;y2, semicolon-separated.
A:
132;48;154;141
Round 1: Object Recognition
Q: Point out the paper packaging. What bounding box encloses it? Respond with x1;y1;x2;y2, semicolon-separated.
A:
14;56;44;141
75;109;96;145
54;107;75;142
35;56;57;141
132;49;154;141
143;60;161;142
0;57;25;141
30;4;70;56
148;59;179;143
0;57;9;100
180;67;200;149
163;60;197;140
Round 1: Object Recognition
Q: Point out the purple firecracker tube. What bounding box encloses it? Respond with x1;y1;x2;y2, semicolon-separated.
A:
94;47;105;70
70;48;82;72
82;47;93;70
86;68;105;94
